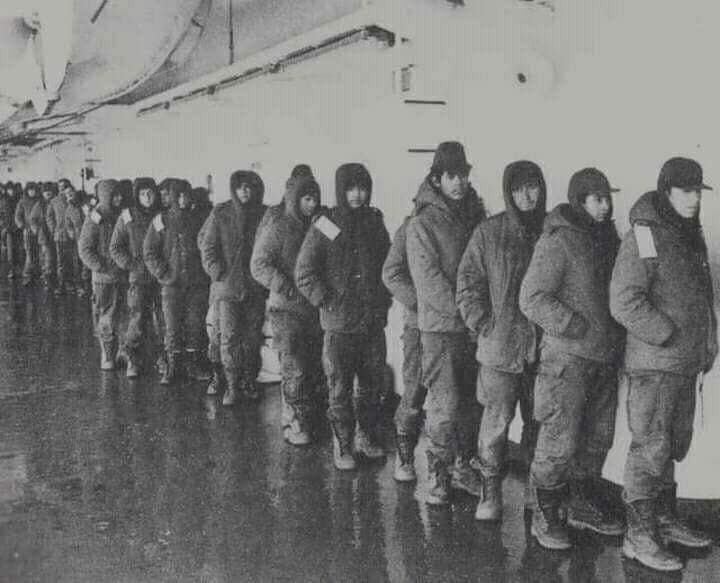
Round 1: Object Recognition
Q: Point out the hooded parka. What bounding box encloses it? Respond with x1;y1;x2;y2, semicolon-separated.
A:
610;191;717;376
199;171;267;302
457;160;546;373
295;164;392;333
79;180;123;284
406;180;487;333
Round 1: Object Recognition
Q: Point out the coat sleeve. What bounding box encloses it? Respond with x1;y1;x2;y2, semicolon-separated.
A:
109;216;133;272
609;228;675;346
382;220;417;310
14;201;25;230
29;201;44;232
199;210;225;281
142;219;169;281
78;216;105;273
295;226;330;307
519;233;585;338
250;216;293;295
456;226;492;333
46;201;57;236
406;216;459;321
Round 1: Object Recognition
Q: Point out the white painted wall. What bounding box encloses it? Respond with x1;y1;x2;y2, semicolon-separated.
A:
4;0;720;496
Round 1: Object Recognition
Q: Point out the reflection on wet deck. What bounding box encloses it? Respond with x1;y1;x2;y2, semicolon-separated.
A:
0;283;719;582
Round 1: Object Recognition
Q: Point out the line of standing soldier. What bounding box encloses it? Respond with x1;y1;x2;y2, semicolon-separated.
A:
1;143;715;574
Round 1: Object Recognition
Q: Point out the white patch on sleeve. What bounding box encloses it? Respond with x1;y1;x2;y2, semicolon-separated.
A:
121;209;132;224
634;225;657;259
313;215;340;241
153;214;164;232
90;210;102;225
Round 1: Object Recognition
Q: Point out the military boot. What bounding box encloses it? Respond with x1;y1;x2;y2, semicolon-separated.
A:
284;414;312;446
100;339;116;371
160;351;181;385
623;499;683;572
222;369;240;406
125;350;140;379
393;433;417;482
185;350;211;381
355;427;385;460
475;475;503;521
451;457;483;497
331;422;356;471
531;484;572;550
426;451;451;506
206;363;224;395
568;478;624;536
657;485;712;548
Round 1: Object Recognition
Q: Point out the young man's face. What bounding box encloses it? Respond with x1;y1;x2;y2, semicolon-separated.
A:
111;192;124;208
668;187;702;219
138;188;156;209
178;191;192;209
27;187;37;198
582;192;612;223
299;194;318;217
234;184;253;204
512;184;541;212
42;189;54;201
346;186;369;209
64;185;76;203
160;188;171;209
439;170;469;200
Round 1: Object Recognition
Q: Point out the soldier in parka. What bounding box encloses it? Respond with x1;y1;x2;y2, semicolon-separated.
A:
110;177;163;378
79;179;125;369
610;158;717;572
47;178;73;294
65;188;92;297
0;182;22;279
199;170;268;405
382;205;424;483
143;179;210;384
520;168;625;550
15;181;41;286
295;163;392;470
32;182;59;290
405;142;486;505
456;160;546;521
251;175;324;445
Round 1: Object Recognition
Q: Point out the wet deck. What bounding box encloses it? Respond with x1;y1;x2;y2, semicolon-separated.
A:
1;284;719;582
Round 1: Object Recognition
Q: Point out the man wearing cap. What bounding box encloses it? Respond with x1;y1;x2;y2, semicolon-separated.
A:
457;160;547;521
520;168;625;549
406;141;486;504
610;157;716;572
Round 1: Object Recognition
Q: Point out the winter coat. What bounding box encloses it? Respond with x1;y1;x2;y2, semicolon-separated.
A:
110;179;160;284
0;193;18;234
79;180;123;283
65;201;84;242
199;171;267;302
295;163;392;334
457;161;546;372
519;204;623;363
30;198;52;248
610;191;717;376
382;216;418;328
143;181;208;289
406;179;486;333
14;195;39;232
251;175;321;321
47;195;68;242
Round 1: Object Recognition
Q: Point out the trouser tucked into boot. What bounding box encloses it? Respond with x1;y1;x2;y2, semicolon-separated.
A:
530;349;618;489
623;498;683;572
219;295;265;394
323;328;387;453
270;310;323;438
